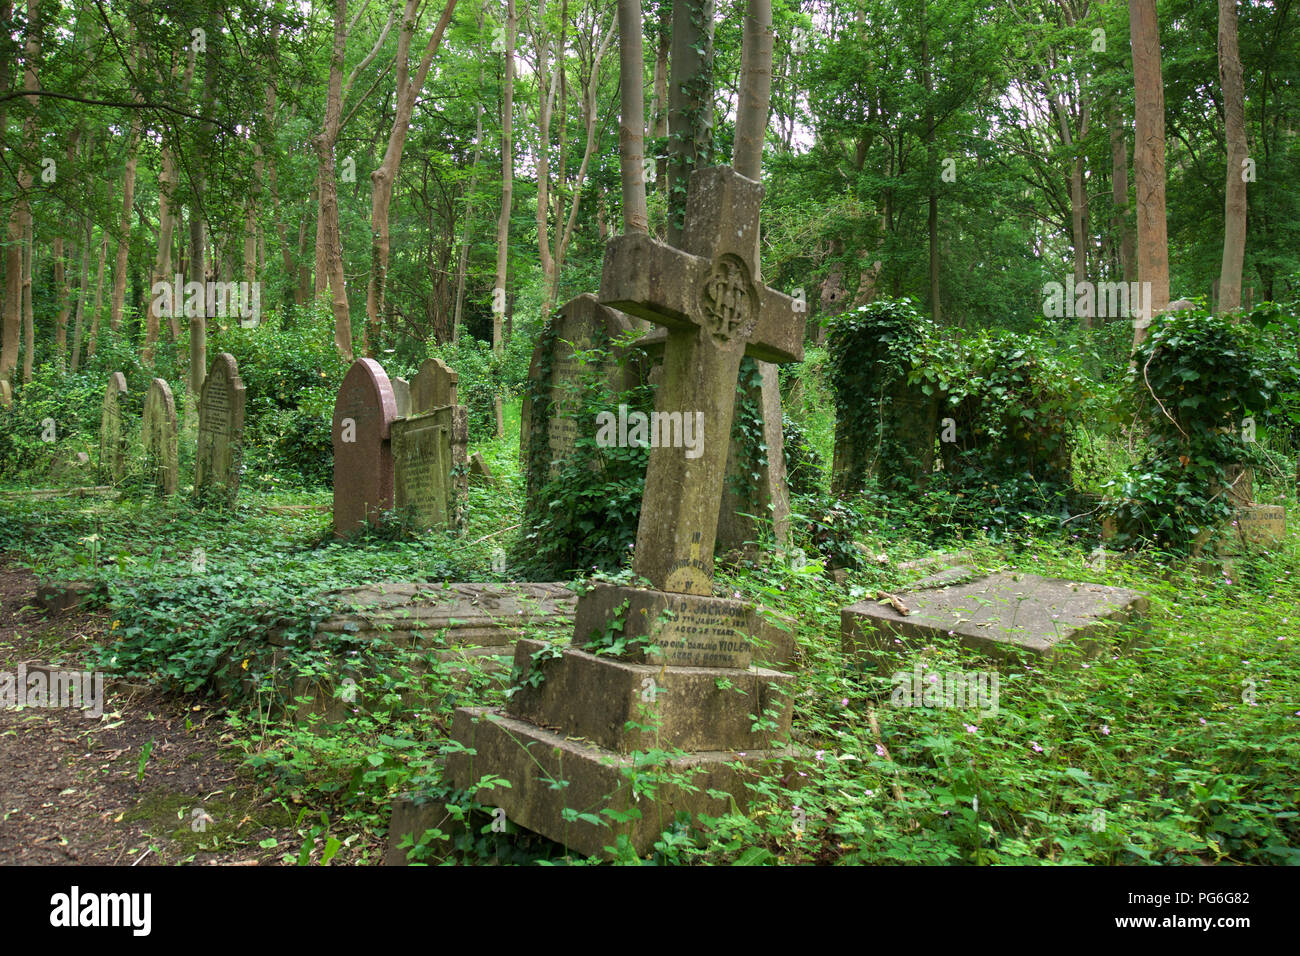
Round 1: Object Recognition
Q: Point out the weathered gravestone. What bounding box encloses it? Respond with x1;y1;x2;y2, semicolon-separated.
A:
98;372;128;483
393;358;469;530
0;379;11;407
519;294;644;499
447;167;804;857
142;378;179;496
842;571;1149;667
392;407;456;530
332;358;398;536
194;353;246;505
392;377;412;419
410;357;458;411
629;330;792;557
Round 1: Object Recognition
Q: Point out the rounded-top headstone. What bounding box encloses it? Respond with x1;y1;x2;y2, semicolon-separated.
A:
99;372;129;483
142;377;179;496
333;358;398;536
195;352;247;505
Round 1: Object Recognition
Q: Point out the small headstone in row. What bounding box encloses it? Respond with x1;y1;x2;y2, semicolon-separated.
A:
195;353;246;505
332;359;397;537
142;378;179;496
99;373;128;484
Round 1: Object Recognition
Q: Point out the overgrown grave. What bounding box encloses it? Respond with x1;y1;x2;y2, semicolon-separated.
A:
1101;304;1290;558
142;378;180;497
99;372;129;484
828;299;1078;532
391;358;469;532
194;353;246;507
243;583;580;725
443;166;805;859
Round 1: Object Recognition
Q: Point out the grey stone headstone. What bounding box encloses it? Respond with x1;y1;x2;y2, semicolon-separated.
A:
195;353;246;505
392;377;412;419
392;407;454;531
142;378;179;496
410;358;458;415
99;372;128;483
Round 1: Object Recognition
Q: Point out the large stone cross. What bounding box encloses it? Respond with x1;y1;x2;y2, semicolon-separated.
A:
599;166;802;595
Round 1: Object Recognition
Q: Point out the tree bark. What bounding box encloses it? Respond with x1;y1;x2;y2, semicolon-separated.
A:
1;0;41;385
365;0;459;354
492;0;517;439
452;4;488;341
318;0;353;360
618;0;648;233
733;0;772;181
666;0;715;248
1217;0;1247;314
649;4;670;193
1129;0;1170;347
87;231;107;358
70;214;92;371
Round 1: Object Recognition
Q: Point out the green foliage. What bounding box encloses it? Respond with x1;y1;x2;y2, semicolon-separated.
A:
429;332;506;439
0;363;106;479
782;414;826;497
1104;307;1288;550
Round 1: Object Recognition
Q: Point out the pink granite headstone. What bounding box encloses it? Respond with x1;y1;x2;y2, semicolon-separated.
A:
333;358;398;536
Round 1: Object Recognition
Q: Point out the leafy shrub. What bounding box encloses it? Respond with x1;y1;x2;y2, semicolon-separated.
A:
1104;306;1284;550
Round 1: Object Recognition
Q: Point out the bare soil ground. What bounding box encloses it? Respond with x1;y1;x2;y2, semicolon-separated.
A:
0;555;298;865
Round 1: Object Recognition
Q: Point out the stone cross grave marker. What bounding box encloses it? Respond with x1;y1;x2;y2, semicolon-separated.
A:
598;165;803;595
195;353;246;505
99;372;128;483
332;358;397;536
142;378;179;496
448;167;805;857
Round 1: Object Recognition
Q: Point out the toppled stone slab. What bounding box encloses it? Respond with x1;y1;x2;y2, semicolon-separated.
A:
303;582;577;651
446;706;799;859
842;571;1149;666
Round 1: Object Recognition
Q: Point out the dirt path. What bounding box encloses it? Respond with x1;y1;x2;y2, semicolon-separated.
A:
0;556;298;865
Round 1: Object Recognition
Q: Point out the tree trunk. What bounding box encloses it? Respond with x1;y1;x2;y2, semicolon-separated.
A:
71;215;92;371
492;0;517;439
1217;0;1247;314
21;225;34;383
1109;100;1135;284
1;0;40;385
618;0;648;233
649;4;670;194
666;0;715;248
365;0;458;354
318;0;353;360
111;111;142;335
733;0;772;181
1129;0;1170;347
87;232;107;358
452;5;488;341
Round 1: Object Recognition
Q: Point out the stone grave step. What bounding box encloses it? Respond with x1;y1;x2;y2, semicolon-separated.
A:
842;571;1148;667
507;638;794;754
446;706;800;859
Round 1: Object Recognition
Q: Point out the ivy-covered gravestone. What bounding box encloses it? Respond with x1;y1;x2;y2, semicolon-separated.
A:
829;299;939;495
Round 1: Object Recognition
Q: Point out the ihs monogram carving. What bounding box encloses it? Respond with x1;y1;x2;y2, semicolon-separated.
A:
700;254;756;344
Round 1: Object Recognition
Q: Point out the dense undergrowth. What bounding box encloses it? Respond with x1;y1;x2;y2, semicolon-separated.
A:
2;304;1298;865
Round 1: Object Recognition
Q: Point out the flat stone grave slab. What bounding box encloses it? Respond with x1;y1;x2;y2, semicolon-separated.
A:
245;583;579;724
842;571;1149;666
